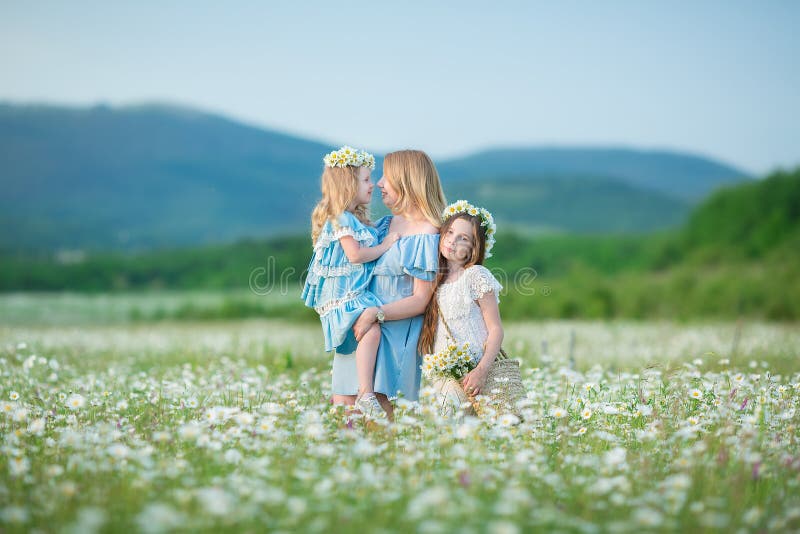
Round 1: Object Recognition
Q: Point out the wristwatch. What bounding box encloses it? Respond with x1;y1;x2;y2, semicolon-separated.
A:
375;307;385;324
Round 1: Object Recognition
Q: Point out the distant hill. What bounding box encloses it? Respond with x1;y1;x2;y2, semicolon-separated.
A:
0;102;751;252
680;167;800;258
446;174;690;234
0;102;333;251
439;147;750;202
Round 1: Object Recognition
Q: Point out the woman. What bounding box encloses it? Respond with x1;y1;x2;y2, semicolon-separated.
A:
331;150;446;418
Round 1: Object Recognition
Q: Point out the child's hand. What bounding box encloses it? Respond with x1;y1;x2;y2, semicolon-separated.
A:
385;232;401;244
461;365;489;396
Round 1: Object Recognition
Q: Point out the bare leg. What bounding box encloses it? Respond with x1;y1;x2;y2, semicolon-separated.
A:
332;394;356;406
375;393;394;421
355;323;381;397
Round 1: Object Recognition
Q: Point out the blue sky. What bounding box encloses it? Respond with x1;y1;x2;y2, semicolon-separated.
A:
1;0;798;174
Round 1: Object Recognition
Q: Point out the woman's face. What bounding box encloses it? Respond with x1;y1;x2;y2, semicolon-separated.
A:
440;217;475;266
377;167;399;209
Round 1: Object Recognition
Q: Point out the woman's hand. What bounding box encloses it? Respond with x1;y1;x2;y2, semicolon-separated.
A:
353;307;379;341
461;364;490;397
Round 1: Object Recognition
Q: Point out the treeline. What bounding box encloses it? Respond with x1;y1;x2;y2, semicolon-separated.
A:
1;167;798;320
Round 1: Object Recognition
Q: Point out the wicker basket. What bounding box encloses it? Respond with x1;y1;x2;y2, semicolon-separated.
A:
436;301;525;420
470;350;525;419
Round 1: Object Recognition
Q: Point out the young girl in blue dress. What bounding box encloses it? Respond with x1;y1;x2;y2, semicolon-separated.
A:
301;146;399;417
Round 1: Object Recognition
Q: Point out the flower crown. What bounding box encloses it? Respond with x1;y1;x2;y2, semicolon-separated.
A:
323;145;376;170
442;200;497;258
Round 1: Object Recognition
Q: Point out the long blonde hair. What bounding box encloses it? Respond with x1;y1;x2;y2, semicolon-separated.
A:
383;150;446;228
310;166;371;243
418;213;487;355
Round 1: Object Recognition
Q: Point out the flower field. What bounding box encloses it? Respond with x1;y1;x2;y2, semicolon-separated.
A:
1;319;799;532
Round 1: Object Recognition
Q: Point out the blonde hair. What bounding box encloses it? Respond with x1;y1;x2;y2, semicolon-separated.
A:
383;150;446;228
418;213;487;355
310;166;371;243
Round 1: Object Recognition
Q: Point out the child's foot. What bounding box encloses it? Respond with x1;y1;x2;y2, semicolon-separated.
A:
355;392;386;418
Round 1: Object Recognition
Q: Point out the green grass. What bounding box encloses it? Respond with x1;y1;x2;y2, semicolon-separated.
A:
0;290;317;326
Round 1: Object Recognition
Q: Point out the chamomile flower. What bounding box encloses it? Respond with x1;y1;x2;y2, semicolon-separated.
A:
9;455;30;476
152;431;171;443
1;506;29;524
323;146;375;169
67;394;86;410
178;422;202;441
28;418;45;435
235;411;255;427
498;413;520;427
107;444;130;460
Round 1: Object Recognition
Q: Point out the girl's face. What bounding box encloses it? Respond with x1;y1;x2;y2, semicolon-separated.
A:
441;217;475;267
352;167;373;207
377;168;399;209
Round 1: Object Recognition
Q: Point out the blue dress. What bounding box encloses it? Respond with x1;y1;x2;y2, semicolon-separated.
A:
301;211;383;355
330;216;439;400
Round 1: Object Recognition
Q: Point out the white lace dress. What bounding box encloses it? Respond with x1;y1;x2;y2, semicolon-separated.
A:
431;265;502;415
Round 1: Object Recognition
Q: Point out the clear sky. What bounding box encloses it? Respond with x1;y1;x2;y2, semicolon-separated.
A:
1;0;798;174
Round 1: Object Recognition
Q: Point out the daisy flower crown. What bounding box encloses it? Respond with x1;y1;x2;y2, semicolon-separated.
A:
323;145;376;170
442;200;497;258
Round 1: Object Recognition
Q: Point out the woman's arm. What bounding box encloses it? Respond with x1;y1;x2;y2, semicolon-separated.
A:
339;233;400;264
461;291;504;396
353;277;434;341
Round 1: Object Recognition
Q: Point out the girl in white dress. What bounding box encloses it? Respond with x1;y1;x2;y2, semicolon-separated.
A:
418;200;504;415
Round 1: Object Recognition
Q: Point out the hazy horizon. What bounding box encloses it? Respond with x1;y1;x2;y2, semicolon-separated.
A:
2;1;798;175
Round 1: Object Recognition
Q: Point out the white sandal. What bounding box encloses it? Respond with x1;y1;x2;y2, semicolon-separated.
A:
355;392;386;418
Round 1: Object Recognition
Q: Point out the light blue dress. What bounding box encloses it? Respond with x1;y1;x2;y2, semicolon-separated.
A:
330;216;439;400
301;211;383;355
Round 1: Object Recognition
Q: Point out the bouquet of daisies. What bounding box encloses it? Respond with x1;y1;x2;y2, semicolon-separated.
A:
421;342;476;381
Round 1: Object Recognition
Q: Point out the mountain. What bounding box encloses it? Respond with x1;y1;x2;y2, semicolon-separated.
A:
445;174;690;234
0;102;751;252
0;102;332;251
438;147;750;202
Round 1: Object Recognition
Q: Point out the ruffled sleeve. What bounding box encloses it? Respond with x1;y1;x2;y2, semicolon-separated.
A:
398;234;440;281
314;211;376;251
373;215;392;241
467;265;502;303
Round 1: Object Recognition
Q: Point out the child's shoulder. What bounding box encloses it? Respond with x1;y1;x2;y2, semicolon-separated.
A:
314;212;376;250
465;264;502;300
335;210;369;229
465;264;494;279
